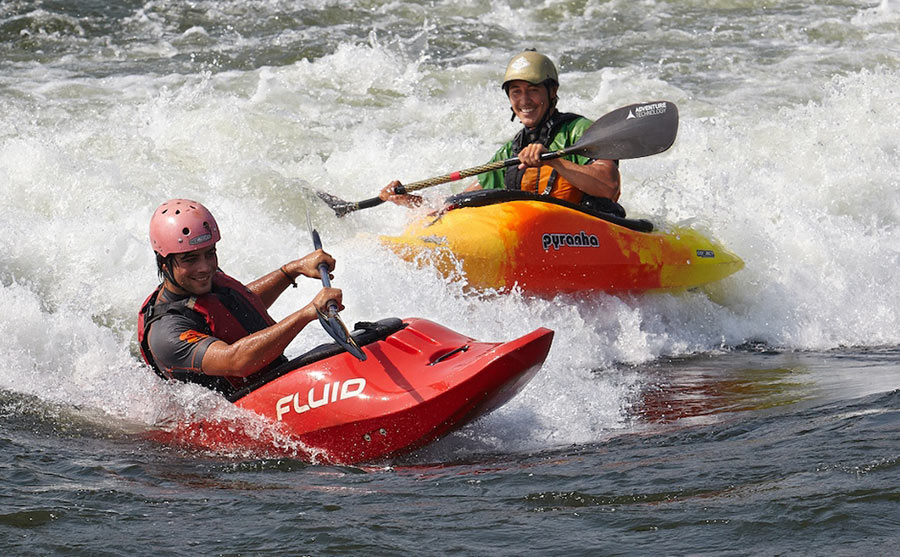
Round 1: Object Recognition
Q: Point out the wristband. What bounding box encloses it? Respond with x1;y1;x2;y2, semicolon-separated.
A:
280;266;297;288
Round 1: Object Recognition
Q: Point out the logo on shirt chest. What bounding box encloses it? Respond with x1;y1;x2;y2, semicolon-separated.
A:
179;330;209;343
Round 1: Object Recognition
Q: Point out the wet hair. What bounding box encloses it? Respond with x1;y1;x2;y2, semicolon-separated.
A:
502;78;558;96
155;252;178;283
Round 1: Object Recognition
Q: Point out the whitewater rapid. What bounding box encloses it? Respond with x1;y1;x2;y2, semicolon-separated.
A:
2;0;899;452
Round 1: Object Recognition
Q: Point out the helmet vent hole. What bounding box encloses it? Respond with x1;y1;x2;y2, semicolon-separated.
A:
182;227;190;235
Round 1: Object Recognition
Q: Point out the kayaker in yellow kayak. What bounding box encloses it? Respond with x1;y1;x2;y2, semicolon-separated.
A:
379;50;625;217
137;199;341;395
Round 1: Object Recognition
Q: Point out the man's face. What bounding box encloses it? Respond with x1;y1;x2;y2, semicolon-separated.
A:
170;245;218;295
507;80;555;128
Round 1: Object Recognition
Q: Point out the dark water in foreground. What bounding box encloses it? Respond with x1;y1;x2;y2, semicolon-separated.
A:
4;348;898;556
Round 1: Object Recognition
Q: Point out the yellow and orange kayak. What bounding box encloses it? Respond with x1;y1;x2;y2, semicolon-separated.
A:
380;190;743;296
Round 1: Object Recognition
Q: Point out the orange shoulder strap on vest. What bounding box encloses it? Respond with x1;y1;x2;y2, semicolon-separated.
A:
519;167;585;204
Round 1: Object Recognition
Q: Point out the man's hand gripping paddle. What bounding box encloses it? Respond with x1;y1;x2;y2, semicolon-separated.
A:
316;100;679;217
307;213;366;361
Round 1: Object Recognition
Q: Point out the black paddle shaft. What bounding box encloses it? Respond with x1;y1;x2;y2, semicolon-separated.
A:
308;225;367;361
311;228;338;313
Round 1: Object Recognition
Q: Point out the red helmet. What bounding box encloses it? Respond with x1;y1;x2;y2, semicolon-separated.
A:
149;199;220;257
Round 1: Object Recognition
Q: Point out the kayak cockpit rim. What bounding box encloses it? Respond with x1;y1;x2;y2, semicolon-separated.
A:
438;189;654;233
226;318;407;402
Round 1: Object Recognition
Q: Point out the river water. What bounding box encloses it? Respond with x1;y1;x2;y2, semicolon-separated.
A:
2;1;900;555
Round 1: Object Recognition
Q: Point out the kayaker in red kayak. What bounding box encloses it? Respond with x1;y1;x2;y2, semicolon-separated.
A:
379;50;625;216
137;199;341;395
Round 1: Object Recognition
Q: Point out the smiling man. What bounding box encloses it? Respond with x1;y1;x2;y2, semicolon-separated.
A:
380;50;624;216
137;199;341;396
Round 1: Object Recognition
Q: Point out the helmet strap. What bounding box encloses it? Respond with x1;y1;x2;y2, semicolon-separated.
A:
545;81;558;111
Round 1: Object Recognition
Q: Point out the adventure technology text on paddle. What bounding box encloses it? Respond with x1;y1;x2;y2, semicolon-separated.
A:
306;213;367;361
317;100;678;217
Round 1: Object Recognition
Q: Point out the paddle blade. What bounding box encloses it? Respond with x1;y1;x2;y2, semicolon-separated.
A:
316;190;356;217
317;311;367;361
567;101;678;160
316;190;388;218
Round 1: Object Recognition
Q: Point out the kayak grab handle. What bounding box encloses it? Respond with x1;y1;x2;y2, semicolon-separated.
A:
428;345;469;366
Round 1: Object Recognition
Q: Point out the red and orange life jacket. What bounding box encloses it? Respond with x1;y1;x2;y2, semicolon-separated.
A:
137;271;280;393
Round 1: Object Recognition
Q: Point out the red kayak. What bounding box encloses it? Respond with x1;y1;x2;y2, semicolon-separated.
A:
148;318;553;464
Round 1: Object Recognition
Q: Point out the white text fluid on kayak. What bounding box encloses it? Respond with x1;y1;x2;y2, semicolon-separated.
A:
275;378;367;421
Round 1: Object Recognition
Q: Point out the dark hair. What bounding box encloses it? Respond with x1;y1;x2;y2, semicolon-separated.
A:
156;252;176;282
